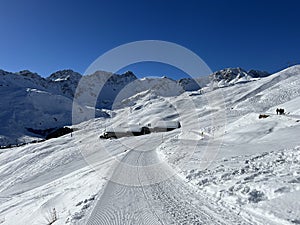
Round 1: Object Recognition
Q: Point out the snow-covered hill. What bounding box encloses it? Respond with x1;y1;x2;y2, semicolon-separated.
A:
0;65;299;224
1;67;267;147
0;69;111;146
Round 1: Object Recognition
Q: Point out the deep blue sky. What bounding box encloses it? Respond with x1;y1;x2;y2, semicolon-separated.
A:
0;0;299;79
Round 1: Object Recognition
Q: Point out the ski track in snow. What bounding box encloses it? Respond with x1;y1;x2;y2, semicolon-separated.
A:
85;140;251;225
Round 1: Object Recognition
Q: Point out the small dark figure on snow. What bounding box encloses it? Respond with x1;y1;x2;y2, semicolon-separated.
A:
276;108;285;115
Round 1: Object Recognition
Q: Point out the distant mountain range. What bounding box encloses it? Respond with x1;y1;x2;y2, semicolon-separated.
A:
0;67;270;146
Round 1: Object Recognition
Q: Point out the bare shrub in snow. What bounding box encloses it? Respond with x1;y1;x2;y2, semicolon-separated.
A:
44;208;58;225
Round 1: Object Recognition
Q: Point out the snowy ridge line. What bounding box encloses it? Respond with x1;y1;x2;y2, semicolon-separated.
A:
232;68;296;104
0;66;272;146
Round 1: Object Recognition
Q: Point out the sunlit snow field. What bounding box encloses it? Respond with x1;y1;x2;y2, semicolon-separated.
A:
0;66;300;224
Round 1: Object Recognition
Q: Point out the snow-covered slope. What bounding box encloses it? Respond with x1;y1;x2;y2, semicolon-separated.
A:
0;69;113;146
0;68;209;146
0;68;214;146
0;65;299;225
0;70;73;146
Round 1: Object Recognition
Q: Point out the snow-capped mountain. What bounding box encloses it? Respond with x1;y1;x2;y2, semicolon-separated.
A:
47;69;82;98
210;67;270;88
0;67;269;146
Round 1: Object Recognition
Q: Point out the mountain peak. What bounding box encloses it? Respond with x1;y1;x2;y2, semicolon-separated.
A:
210;67;269;83
122;71;135;77
47;69;82;82
0;69;12;76
16;70;42;80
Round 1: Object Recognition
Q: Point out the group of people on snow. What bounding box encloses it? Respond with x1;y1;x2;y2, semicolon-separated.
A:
276;108;285;115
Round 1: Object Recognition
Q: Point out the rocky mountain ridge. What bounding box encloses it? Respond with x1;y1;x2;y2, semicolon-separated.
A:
0;67;271;146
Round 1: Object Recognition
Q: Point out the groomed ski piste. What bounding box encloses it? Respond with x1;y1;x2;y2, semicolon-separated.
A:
0;66;300;224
